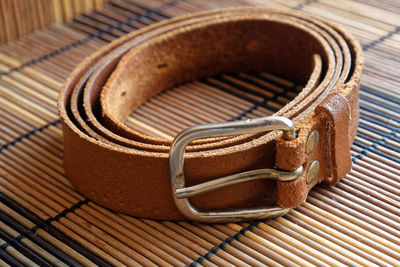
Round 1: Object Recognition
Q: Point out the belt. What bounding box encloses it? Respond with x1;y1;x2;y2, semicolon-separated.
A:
58;8;363;222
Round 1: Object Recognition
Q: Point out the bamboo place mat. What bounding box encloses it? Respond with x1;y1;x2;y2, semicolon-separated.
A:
0;0;113;43
0;0;400;266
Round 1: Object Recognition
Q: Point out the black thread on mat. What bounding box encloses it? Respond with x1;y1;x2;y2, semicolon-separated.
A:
91;0;162;31
0;193;112;267
81;14;131;33
232;103;261;121
356;131;400;153
0;120;60;152
292;0;318;10
353;139;400;164
363;26;400;51
72;18;121;38
0;0;181;77
203;78;269;109
0;247;25;267
71;0;167;41
65;28;111;43
0;229;52;266
93;9;139;30
360;113;400;132
352;127;400;163
359;121;400;143
228;72;299;120
0;197;88;244
237;72;297;102
78;0;166;35
188;220;262;267
119;0;170;19
111;1;169;20
360;103;400;123
359;94;400;114
0;201;88;266
223;76;281;107
360;86;400;106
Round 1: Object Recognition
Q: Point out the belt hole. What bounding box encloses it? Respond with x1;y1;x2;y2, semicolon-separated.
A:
157;63;168;69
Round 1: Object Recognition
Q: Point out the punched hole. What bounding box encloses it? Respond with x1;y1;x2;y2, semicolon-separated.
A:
157;63;168;69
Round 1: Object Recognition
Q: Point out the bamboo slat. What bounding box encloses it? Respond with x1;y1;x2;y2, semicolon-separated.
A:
0;0;113;43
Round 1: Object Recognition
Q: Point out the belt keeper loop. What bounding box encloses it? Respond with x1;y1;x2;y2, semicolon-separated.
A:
315;92;352;185
275;126;309;171
275;127;308;208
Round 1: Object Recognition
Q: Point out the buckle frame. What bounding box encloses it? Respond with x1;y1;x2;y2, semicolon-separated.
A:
169;116;303;223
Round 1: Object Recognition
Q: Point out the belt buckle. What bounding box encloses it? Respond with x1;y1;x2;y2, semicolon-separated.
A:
169;116;303;223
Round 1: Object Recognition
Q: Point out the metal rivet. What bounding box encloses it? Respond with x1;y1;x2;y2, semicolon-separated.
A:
306;160;320;184
306;130;319;155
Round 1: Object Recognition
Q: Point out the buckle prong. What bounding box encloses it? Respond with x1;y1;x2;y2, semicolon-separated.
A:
175;166;303;199
169;116;302;223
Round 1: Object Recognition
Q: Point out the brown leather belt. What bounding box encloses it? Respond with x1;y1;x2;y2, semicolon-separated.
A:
58;8;363;222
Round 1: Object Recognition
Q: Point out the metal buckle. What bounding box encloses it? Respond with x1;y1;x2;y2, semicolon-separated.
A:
169;116;303;223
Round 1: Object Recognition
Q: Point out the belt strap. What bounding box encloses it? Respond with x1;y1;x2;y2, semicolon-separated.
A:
58;8;363;221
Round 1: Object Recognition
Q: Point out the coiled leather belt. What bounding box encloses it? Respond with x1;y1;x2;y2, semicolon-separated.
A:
58;8;363;222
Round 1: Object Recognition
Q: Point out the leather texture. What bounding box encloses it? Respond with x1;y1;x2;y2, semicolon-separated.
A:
58;8;363;220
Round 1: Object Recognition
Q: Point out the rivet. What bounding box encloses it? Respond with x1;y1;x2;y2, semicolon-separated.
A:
306;130;319;155
306;160;320;184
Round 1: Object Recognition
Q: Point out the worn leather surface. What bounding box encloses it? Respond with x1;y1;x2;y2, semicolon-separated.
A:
58;8;363;220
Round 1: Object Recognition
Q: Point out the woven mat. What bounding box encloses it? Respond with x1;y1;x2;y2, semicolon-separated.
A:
1;0;399;266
